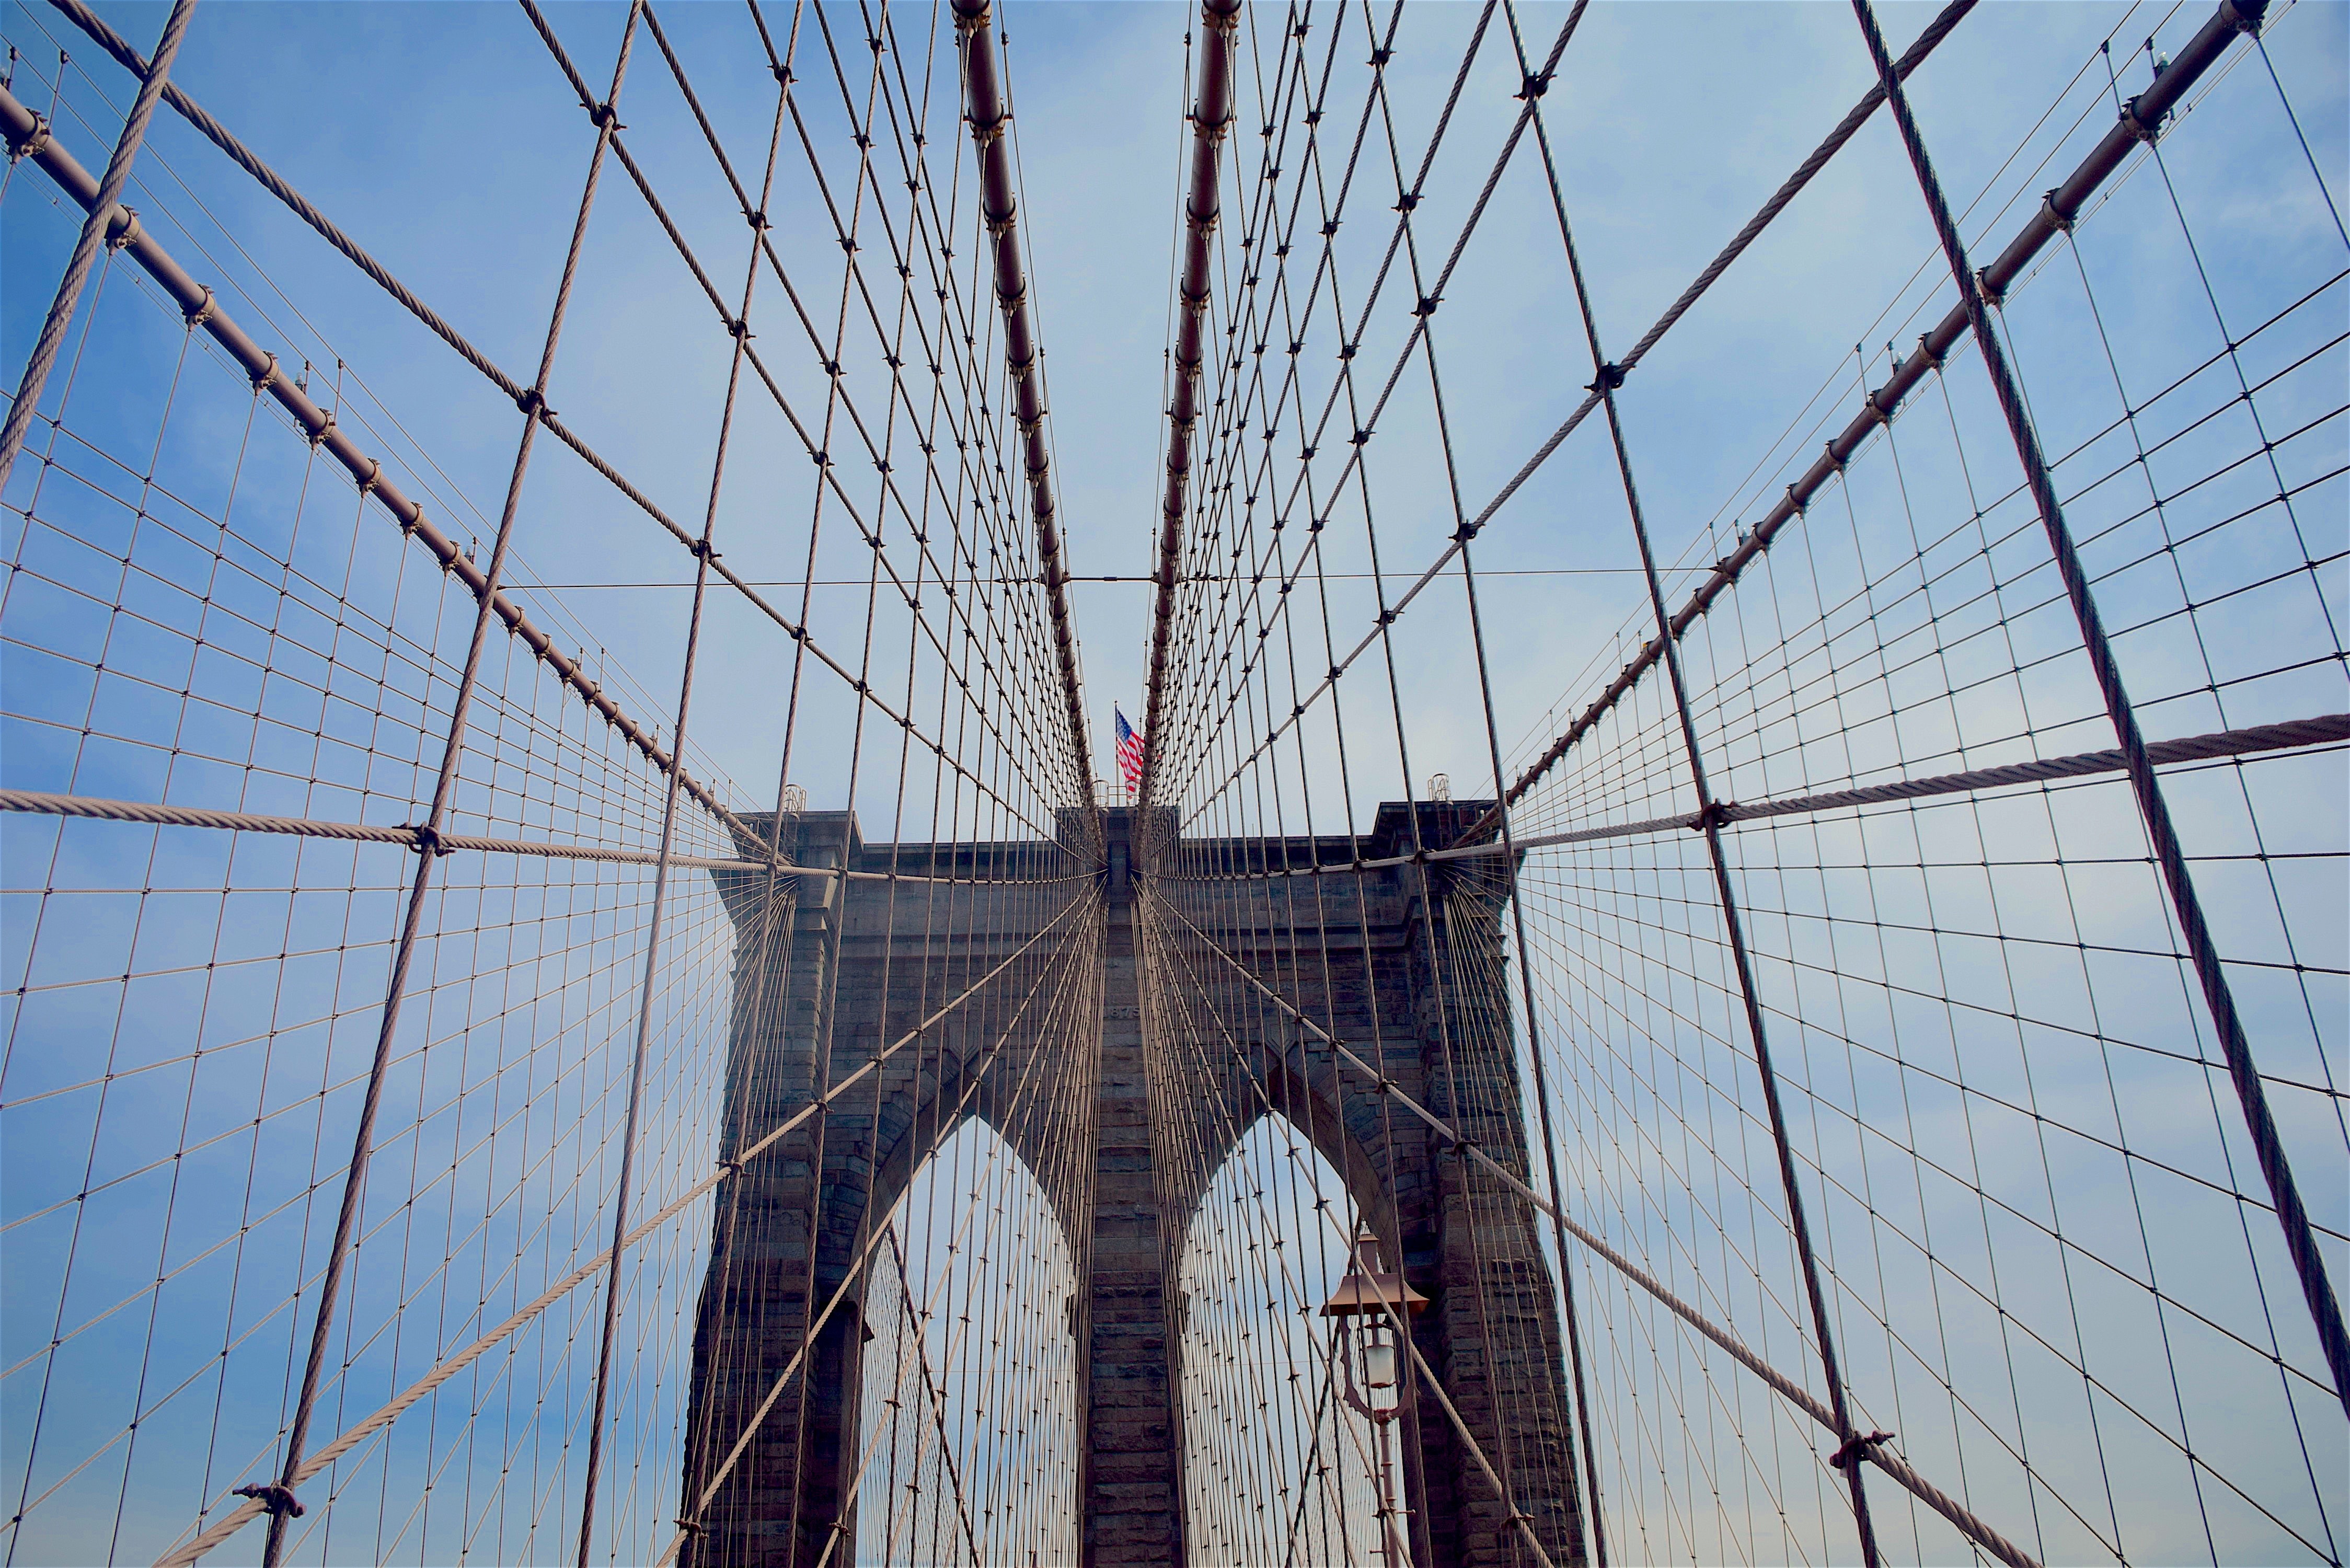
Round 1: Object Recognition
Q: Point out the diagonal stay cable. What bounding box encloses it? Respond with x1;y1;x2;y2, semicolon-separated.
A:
1150;0;1969;815
1453;0;2259;846
1142;881;2045;1568
654;892;1102;1565
36;1;1063;836
0;78;758;838
143;885;1090;1568
1170;0;1988;821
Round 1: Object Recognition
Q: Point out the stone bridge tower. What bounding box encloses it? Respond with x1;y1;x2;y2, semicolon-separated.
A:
681;803;1585;1567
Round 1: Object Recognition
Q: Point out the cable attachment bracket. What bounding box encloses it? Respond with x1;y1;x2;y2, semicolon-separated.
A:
233;1483;306;1519
105;206;141;251
2118;91;2167;146
7;112;51;164
1828;1431;1895;1471
2040;187;2075;235
405;823;455;858
1692;799;1735;834
1588;361;1627;393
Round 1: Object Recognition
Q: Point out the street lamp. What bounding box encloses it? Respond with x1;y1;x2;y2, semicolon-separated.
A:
1320;1225;1429;1568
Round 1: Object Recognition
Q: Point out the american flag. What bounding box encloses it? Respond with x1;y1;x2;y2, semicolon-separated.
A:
1114;706;1145;794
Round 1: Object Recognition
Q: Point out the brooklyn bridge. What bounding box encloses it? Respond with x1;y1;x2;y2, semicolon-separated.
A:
0;0;2342;1562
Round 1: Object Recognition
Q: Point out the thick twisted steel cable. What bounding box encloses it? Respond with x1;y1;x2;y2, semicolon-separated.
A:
1165;0;1986;821
1458;0;2264;846
0;0;194;491
31;6;1076;835
1144;882;2047;1568
1846;0;2348;1424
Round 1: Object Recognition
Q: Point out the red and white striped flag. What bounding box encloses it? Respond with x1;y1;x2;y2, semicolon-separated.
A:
1114;706;1144;794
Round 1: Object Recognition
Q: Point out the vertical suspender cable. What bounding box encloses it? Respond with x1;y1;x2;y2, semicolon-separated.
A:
0;0;194;492
1845;0;2349;1420
1135;0;1241;810
569;0;787;1553
260;9;643;1563
1528;54;1887;1568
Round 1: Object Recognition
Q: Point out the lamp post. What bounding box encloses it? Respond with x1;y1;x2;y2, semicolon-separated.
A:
1321;1226;1429;1568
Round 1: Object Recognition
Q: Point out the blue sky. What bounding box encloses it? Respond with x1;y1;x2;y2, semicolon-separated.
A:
12;0;2339;824
2;1;2344;1564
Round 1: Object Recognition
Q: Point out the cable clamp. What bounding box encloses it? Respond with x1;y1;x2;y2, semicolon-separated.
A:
405;823;455;858
8;113;52;163
105;205;141;251
2219;0;2264;34
250;351;279;394
1824;439;1847;476
1517;71;1551;99
2118;92;2164;146
1785;482;1807;518
1411;294;1442;319
1916;332;1944;372
1975;268;2007;310
1692;800;1734;833
307;409;336;448
2039;187;2073;235
234;1483;305;1518
514;386;551;420
358;459;383;497
399;506;422;538
1587;362;1627;393
1828;1430;1894;1470
689;538;721;562
182;285;216;330
590;101;621;132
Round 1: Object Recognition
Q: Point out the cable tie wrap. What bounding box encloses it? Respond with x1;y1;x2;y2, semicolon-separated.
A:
233;1483;305;1519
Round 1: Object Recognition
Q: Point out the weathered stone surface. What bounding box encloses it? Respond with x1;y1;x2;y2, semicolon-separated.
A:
683;804;1585;1567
